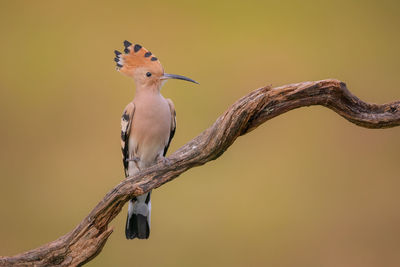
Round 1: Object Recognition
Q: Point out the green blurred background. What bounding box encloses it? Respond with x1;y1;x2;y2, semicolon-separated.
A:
0;1;399;266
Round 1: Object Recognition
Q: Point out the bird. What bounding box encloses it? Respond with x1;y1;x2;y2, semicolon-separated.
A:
114;41;198;239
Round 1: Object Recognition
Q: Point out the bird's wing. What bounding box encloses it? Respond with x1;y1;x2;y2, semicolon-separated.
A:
121;102;135;177
164;99;176;156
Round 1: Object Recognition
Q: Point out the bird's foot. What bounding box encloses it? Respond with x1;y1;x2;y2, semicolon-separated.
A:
126;156;140;163
158;156;172;166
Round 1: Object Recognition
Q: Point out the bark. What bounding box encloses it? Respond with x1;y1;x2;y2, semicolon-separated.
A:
1;79;399;266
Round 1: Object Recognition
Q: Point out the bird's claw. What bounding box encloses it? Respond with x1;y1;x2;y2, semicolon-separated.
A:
158;157;172;166
126;156;140;163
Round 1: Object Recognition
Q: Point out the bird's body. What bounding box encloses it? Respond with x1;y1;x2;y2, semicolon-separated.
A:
115;40;197;239
122;92;175;239
128;92;172;172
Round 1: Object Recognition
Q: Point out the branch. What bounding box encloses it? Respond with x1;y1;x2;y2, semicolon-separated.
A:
1;79;399;266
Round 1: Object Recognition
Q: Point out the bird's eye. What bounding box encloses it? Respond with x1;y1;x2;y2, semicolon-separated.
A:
146;72;152;77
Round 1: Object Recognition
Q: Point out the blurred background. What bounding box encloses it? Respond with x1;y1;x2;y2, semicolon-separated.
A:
0;0;399;266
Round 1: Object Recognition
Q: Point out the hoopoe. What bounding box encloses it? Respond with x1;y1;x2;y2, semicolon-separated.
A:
114;41;198;239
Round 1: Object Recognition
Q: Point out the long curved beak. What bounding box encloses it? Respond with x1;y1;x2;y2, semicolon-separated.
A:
161;73;199;84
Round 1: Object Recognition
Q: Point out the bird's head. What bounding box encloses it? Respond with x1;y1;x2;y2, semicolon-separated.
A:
114;41;198;90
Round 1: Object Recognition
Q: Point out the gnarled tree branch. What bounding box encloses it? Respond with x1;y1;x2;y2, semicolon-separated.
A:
1;79;399;266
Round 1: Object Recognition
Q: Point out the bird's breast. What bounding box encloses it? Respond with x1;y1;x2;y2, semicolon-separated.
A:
130;94;171;165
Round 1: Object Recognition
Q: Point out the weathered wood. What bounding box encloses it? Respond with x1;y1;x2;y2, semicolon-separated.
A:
1;79;399;266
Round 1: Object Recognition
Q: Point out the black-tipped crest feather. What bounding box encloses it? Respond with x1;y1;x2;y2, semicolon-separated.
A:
123;40;132;47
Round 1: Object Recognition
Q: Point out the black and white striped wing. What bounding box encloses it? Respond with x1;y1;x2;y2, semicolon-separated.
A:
121;102;135;177
164;99;176;156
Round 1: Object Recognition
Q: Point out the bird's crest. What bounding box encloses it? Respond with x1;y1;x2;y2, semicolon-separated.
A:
114;41;163;77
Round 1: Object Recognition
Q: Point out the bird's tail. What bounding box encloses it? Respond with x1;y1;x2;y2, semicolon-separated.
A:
125;191;151;239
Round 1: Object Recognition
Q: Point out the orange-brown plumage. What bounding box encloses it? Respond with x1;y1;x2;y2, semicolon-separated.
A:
114;41;164;80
